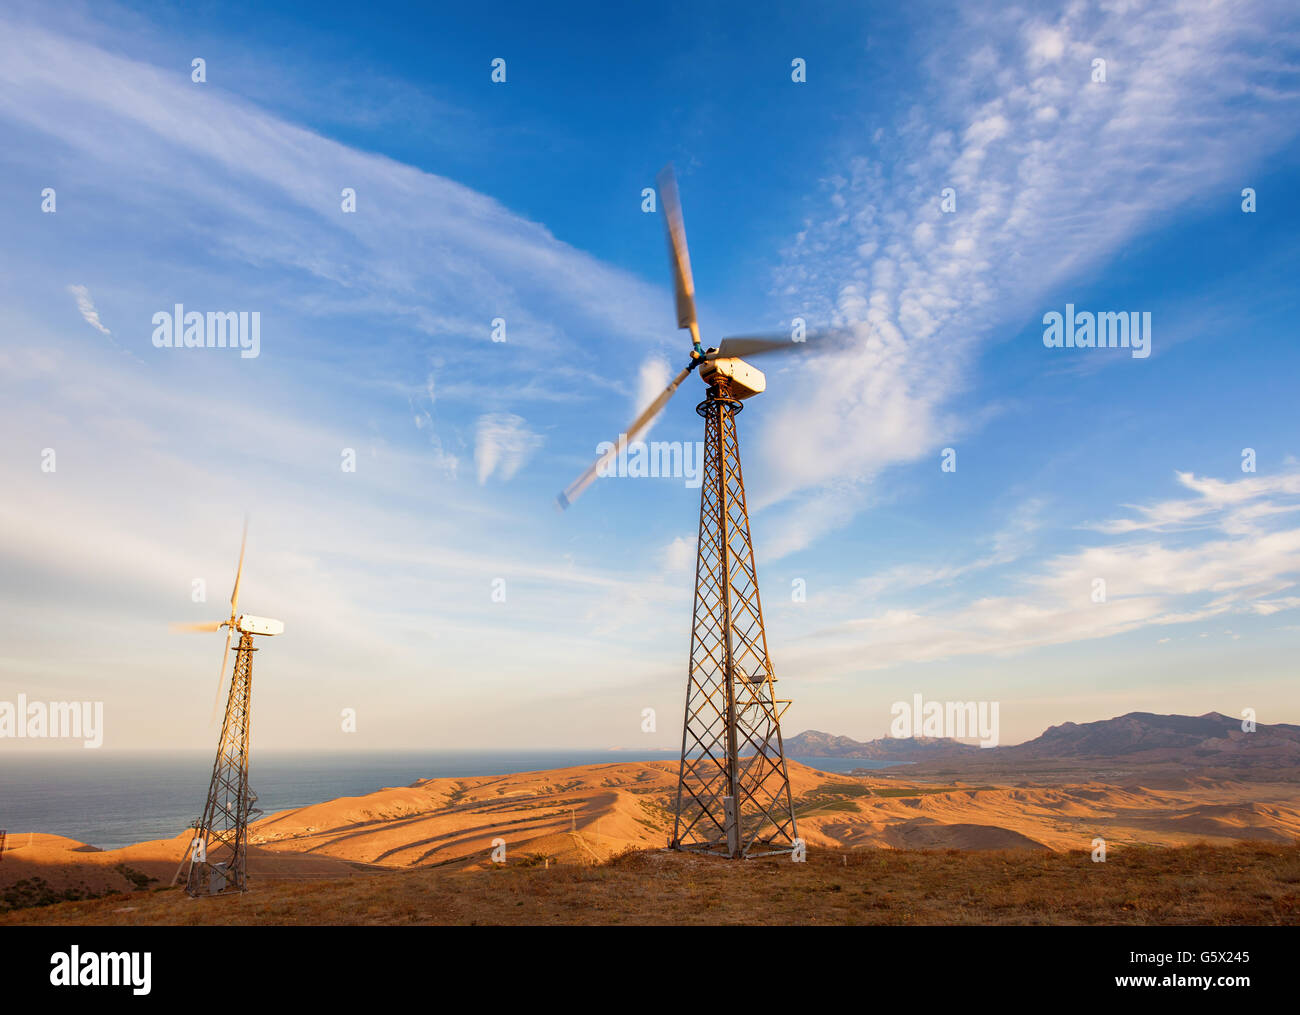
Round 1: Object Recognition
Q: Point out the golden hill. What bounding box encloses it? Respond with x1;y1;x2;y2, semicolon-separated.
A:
4;758;1299;919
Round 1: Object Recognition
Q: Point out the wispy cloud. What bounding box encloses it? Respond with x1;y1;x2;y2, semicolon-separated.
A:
786;469;1300;674
66;282;141;362
1089;471;1300;535
67;284;111;335
756;0;1300;556
474;413;544;484
0;15;667;388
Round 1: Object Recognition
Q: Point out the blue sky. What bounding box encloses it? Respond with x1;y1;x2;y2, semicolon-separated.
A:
1;0;1298;752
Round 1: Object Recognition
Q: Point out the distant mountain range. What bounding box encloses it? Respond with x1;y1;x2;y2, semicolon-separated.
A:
785;729;979;760
789;712;1300;768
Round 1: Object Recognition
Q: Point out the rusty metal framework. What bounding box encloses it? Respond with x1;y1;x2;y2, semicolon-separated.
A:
671;386;798;858
178;633;261;896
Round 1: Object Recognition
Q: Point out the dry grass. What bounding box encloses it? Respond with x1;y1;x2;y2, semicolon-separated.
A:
4;840;1298;926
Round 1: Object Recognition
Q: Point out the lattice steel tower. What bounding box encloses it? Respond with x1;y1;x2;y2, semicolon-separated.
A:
170;523;283;896
558;164;825;858
670;389;797;857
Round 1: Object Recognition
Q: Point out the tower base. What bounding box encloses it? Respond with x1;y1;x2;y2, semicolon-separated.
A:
181;636;259;896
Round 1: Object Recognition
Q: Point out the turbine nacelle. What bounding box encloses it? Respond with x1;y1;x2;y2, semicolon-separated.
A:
699;355;765;400
236;614;284;637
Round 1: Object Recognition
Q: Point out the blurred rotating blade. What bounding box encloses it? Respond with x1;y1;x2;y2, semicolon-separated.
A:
656;165;700;348
210;627;233;727
709;328;852;360
557;364;693;510
170;620;225;633
229;517;247;622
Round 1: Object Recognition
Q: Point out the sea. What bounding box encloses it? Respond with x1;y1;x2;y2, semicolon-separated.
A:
0;750;895;850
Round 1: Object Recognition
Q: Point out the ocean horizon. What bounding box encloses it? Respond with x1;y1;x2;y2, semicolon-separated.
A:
0;749;895;850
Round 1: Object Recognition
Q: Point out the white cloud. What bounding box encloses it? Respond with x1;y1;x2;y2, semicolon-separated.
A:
474;413;543;484
0;17;666;374
1089;471;1300;534
634;355;672;422
787;470;1300;674
663;534;697;574
67;284;110;335
757;0;1300;556
1025;25;1066;67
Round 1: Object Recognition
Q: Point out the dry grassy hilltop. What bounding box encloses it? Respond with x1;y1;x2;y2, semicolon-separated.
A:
4;840;1298;926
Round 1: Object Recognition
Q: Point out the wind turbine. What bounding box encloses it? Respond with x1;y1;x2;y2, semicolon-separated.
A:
559;164;837;858
171;522;284;896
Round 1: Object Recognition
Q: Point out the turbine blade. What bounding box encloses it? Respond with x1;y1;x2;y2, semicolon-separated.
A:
557;364;693;509
210;627;233;727
170;621;225;633
230;517;247;621
656;164;700;347
710;328;852;360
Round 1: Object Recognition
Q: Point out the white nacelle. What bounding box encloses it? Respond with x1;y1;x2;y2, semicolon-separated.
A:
236;614;284;637
700;356;766;399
